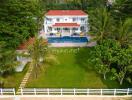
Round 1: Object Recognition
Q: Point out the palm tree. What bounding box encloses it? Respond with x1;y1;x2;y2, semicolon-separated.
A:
115;18;132;47
112;0;132;20
28;37;57;78
89;8;114;43
27;1;57;78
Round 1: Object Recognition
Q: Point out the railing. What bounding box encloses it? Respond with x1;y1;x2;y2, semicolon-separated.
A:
0;88;132;96
0;88;15;95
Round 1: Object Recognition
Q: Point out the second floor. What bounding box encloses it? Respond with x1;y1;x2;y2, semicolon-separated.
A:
44;10;88;25
44;16;88;25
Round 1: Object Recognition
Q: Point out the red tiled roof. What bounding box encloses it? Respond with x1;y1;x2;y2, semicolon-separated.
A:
17;37;35;50
53;23;80;27
45;10;87;16
17;37;48;50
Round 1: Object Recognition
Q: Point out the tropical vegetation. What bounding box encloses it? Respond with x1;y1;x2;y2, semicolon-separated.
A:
0;0;132;88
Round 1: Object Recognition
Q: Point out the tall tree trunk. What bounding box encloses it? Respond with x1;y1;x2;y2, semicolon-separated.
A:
34;64;38;78
103;73;106;80
35;70;38;78
119;78;124;85
0;80;4;88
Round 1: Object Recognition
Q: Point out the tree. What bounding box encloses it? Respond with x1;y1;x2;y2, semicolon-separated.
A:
90;39;116;80
114;18;132;47
94;60;110;80
89;8;114;42
0;0;42;48
0;41;18;87
28;37;46;78
111;47;132;85
89;39;132;85
111;0;132;20
28;37;57;78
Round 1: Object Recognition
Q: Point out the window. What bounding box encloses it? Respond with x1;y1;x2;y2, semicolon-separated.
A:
56;28;61;32
46;18;52;23
48;27;52;31
72;28;78;31
81;18;85;22
55;28;57;31
63;28;70;32
80;26;85;31
57;28;60;31
73;18;77;22
64;28;69;30
56;18;60;22
72;28;78;32
47;18;52;22
65;18;67;21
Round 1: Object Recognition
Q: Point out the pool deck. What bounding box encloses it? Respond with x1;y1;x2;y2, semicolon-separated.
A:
49;42;96;47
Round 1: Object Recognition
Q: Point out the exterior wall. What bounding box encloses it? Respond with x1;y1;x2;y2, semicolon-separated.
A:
43;15;89;37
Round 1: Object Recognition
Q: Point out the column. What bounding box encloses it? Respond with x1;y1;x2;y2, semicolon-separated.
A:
70;28;72;36
62;27;64;36
61;27;63;37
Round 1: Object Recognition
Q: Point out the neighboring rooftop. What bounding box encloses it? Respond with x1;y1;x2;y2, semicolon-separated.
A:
45;10;87;16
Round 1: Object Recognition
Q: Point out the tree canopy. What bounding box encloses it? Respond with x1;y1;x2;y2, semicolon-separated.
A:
0;0;42;48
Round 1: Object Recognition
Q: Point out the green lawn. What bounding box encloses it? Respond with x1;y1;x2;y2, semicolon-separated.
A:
26;48;131;88
4;63;29;89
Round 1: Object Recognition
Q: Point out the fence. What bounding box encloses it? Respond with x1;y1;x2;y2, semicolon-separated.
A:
0;88;15;95
0;88;132;96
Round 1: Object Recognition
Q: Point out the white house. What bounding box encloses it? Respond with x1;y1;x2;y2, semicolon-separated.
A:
41;10;89;37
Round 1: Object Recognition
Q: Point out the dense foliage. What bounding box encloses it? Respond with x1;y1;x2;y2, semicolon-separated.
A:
0;0;42;48
90;39;132;85
0;41;18;87
0;0;43;87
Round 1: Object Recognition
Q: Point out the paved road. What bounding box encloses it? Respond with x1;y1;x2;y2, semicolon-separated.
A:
1;96;132;100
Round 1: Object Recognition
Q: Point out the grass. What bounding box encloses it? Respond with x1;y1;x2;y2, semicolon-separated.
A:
4;63;29;89
26;48;131;88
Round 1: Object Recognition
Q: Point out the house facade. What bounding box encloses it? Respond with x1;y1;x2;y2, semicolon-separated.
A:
42;10;89;37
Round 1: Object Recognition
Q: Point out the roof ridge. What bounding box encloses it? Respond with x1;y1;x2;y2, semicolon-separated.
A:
45;10;87;16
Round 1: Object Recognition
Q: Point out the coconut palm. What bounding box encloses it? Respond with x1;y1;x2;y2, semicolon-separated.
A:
89;8;115;43
28;37;57;78
115;18;132;47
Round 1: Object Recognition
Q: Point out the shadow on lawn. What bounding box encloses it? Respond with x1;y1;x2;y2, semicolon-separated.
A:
101;78;132;88
74;47;95;71
75;47;132;89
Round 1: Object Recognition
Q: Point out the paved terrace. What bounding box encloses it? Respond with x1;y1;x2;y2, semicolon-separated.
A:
49;42;96;47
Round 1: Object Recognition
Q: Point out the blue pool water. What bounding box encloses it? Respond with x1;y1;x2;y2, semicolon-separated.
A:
48;37;89;43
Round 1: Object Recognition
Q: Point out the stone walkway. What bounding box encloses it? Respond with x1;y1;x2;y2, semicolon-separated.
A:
17;64;33;94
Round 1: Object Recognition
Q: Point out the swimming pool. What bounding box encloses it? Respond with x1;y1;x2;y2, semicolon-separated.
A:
48;36;89;43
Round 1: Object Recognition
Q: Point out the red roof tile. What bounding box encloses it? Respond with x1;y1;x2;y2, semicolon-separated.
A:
17;37;48;50
45;10;87;16
17;38;35;50
53;23;80;27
